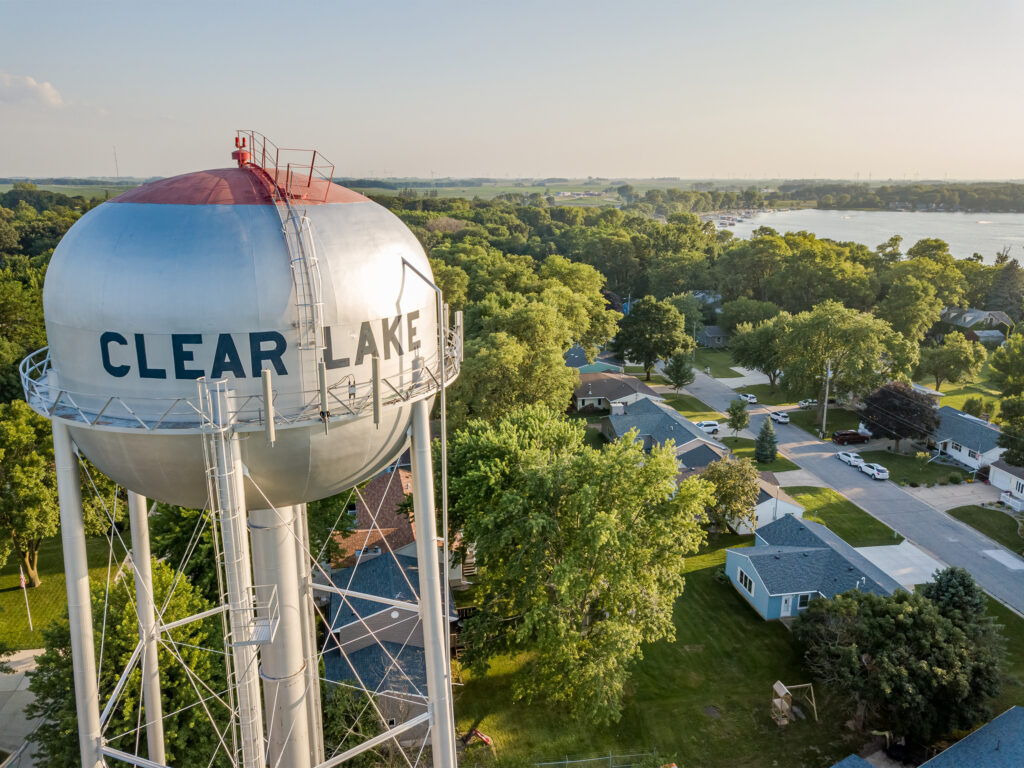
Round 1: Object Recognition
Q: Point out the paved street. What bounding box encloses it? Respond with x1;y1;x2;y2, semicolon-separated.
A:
680;369;1024;615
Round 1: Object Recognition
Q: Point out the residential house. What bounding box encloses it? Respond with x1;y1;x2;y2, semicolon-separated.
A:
573;372;663;411
564;344;623;374
600;396;716;458
324;553;458;743
931;405;1003;471
674;440;729;481
697;324;729;349
941;307;1013;332
966;328;1006;346
730;475;805;536
910;382;945;405
725;515;902;621
988;459;1024;511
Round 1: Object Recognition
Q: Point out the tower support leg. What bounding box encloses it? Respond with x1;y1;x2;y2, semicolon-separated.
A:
52;421;103;768
409;399;457;768
250;505;312;768
207;384;265;768
127;491;166;764
293;502;324;764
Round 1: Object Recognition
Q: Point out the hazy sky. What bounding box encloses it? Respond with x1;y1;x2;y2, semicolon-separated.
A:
2;0;1023;180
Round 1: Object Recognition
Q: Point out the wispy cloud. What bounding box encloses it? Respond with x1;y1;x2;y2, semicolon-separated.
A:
0;71;63;108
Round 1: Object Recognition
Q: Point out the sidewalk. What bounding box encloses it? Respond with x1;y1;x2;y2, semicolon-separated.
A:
0;649;43;761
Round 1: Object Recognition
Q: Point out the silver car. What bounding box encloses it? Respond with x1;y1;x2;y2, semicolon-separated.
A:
836;451;864;468
860;462;890;480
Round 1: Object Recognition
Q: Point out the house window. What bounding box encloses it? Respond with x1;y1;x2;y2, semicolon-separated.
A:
1016;480;1024;496
737;568;754;596
950;441;963;452
798;594;810;609
968;449;979;460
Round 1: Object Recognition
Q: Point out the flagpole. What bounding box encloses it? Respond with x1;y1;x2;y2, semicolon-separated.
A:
19;566;33;631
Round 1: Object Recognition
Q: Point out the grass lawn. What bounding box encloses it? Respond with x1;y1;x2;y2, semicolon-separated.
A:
784;486;903;547
859;451;968;487
624;365;670;386
454;534;862;767
948;505;1024;555
723;436;800;472
694;348;741;378
788;408;862;440
0;534;128;649
914;361;1000;414
663;394;724;423
733;384;795;406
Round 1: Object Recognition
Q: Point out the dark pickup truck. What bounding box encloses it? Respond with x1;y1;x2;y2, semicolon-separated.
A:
832;430;869;445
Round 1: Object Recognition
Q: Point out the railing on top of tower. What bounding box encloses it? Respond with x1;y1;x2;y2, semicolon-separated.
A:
234;130;337;204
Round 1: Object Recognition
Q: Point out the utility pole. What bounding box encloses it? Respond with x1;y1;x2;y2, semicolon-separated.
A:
821;359;832;438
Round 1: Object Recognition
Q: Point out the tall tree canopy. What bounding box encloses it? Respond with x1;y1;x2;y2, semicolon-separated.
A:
861;382;940;450
729;313;792;392
989;332;1024;397
611;296;691;380
778;301;917;421
448;405;712;724
917;331;987;390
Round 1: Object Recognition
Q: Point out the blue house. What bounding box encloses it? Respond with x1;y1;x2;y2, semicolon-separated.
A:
725;515;902;620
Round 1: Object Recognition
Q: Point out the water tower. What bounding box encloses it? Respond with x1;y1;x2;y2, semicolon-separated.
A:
21;132;462;768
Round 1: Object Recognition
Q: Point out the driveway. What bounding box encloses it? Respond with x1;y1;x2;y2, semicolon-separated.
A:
679;369;1024;615
0;648;42;760
902;480;1001;511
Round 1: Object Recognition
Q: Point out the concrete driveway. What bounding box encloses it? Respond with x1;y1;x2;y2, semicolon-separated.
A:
901;480;1001;511
856;540;946;588
679;369;1024;615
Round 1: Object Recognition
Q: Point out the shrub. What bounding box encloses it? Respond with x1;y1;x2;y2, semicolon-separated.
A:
910;481;919;487
949;473;962;484
939;479;949;486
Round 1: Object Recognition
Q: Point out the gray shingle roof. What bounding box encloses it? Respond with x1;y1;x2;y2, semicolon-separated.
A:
934;405;1001;454
574;372;661;402
922;706;1024;767
329;554;421;631
992;459;1024;481
324;641;428;694
735;515;901;597
603;396;708;449
564;345;589;368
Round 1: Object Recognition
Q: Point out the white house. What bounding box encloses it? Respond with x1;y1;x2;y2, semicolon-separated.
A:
731;476;804;535
989;460;1024;512
931;406;1003;471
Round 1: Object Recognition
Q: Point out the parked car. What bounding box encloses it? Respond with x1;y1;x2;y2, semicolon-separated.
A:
860;463;890;480
770;411;790;424
832;430;869;445
798;399;817;409
736;393;758;404
696;420;720;435
836;451;864;467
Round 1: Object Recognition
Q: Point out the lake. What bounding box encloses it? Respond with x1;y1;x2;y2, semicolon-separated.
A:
727;209;1024;263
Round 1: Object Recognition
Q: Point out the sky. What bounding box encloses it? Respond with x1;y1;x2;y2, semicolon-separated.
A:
2;0;1023;180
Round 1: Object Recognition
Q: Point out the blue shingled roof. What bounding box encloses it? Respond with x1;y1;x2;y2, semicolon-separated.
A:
922;706;1024;767
324;641;428;695
603;396;708;449
829;757;873;768
733;515;902;598
678;442;721;469
934;405;1001;454
329;554;421;631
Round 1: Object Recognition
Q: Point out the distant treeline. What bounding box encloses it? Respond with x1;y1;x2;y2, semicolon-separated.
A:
339;178;486;189
778;182;1024;212
1;183;104;213
0;177;143;187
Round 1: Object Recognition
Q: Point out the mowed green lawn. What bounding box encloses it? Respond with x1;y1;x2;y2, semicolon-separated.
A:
694;348;741;378
788;408;862;440
625;366;670;386
783;486;903;547
859;451;967;486
987;598;1024;713
454;535;861;767
0;534;127;649
914;361;1000;414
723;436;800;472
948;505;1024;555
664;394;724;423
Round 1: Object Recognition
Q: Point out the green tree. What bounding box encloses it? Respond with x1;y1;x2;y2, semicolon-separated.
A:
28;560;228;766
729;313;791;392
449;405;712;724
862;382;940;450
989;332;1024;397
663;353;695;392
0;269;46;401
917;331;987;390
611;296;691;380
778;301;918;424
428;257;469;310
701;456;759;533
726;398;749;436
962;395;997;421
876;275;943;342
996;396;1024;466
754;418;778;463
665;292;705;338
794;575;1006;745
718;297;781;332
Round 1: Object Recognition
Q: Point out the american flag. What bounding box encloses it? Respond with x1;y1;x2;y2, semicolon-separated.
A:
19;566;26;589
